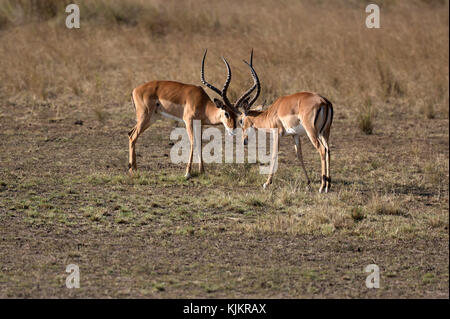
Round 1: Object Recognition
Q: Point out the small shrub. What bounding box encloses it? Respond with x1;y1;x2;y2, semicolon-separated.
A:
357;106;374;135
417;99;436;119
423;105;436;119
245;197;265;207
152;282;166;292
93;107;107;122
368;194;406;217
374;204;404;216
424;161;446;186
350;206;365;222
422;273;436;283
377;60;405;98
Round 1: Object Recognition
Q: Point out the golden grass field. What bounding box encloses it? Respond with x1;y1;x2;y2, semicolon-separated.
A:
0;0;448;298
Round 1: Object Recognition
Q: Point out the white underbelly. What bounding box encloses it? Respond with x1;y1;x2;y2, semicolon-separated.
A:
156;99;185;122
158;110;184;122
284;122;307;136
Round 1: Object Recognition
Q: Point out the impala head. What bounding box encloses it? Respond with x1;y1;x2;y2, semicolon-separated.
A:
201;50;240;135
212;97;237;136
202;49;262;136
235;51;261;145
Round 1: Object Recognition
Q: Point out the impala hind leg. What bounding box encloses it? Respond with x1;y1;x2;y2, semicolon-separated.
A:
319;135;331;193
305;129;327;193
293;135;311;189
128;115;151;173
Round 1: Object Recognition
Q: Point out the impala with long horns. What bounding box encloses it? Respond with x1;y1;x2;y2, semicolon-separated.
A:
128;50;254;178
238;58;334;192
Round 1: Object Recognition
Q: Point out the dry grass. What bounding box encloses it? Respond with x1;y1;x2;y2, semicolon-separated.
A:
0;0;448;122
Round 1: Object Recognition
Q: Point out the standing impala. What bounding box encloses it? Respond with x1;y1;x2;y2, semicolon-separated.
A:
238;60;334;192
128;50;253;178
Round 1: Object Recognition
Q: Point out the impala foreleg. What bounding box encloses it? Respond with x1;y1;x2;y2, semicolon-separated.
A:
184;118;194;179
263;130;279;189
198;127;204;174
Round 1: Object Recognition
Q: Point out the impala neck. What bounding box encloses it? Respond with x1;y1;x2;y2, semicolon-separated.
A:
205;100;223;125
246;108;272;127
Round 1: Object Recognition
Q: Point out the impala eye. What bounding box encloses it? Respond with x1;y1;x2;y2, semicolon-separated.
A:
239;119;243;126
224;112;230;119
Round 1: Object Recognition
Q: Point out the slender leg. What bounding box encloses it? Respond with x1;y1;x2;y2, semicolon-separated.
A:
293;135;311;189
263;129;279;189
326;146;330;192
319;135;331;192
198;126;205;174
128;115;151;173
305;128;326;193
128;126;137;171
318;144;327;193
184;118;194;179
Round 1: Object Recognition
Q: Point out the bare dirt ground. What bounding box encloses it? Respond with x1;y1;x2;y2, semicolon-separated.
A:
0;99;448;298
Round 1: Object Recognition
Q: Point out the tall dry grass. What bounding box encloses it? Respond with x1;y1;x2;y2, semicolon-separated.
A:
0;0;448;121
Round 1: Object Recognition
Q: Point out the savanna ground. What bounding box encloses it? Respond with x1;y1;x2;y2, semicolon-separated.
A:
0;0;448;298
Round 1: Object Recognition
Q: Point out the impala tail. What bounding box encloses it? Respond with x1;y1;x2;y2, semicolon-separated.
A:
314;96;333;140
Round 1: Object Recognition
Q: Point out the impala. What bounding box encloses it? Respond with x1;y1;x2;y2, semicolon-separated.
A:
238;60;334;192
128;50;255;178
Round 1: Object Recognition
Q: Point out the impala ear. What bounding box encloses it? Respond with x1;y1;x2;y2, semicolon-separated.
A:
213;98;225;110
238;96;251;114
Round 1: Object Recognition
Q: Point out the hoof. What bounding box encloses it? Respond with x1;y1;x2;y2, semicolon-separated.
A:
185;173;191;180
319;187;329;193
262;182;271;189
128;163;136;174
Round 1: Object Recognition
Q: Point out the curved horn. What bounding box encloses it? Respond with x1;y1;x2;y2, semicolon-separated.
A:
220;57;232;107
221;57;242;115
243;59;261;108
235;49;258;108
237;58;261;115
200;49;222;96
201;50;241;115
